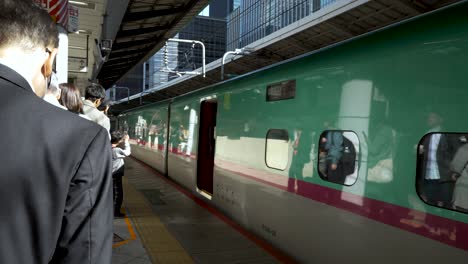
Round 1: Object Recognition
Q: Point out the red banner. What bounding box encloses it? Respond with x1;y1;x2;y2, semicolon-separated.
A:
33;0;69;29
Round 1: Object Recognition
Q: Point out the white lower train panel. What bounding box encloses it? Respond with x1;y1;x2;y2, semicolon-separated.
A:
131;149;468;263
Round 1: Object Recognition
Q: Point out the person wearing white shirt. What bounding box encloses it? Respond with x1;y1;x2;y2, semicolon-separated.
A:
43;71;67;110
111;131;131;217
83;83;110;134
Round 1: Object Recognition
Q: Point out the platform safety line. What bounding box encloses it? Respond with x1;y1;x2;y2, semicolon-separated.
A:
130;157;299;264
112;209;137;249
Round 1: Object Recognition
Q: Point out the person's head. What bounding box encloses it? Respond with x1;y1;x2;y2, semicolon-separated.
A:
0;0;59;97
85;83;105;107
46;71;61;99
59;83;83;114
111;130;124;145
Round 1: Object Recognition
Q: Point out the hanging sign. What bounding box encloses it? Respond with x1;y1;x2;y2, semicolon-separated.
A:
68;5;79;33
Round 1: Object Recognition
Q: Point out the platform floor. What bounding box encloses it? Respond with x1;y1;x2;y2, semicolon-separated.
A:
111;158;281;264
112;214;151;264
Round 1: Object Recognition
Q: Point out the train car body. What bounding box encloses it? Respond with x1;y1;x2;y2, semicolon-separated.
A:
119;103;169;174
118;3;468;262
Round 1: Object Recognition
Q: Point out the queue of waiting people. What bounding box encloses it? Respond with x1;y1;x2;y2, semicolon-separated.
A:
43;68;131;219
0;1;126;263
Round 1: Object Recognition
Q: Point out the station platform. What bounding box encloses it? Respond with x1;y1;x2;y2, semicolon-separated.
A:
111;158;284;264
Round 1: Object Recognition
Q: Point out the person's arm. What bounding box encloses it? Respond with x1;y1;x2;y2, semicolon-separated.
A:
115;135;131;158
104;117;110;133
103;117;111;139
50;128;113;264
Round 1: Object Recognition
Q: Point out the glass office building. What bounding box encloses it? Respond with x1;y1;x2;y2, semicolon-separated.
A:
226;0;337;50
177;16;227;73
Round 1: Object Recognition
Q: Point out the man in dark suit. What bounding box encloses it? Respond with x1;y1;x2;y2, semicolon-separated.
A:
0;1;113;263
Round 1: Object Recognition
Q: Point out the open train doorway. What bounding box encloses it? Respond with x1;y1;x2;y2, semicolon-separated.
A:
197;100;217;197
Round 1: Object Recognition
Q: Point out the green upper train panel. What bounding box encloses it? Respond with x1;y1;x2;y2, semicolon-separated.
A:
118;3;468;222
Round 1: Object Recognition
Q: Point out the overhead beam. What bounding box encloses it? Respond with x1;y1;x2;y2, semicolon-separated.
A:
123;6;186;22
103;57;139;65
101;67;127;75
107;53;144;62
112;38;156;50
107;49;149;60
101;66;130;75
100;74;123;81
117;25;170;38
101;63;136;72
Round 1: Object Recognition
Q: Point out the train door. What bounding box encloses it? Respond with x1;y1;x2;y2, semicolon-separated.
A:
197;100;217;195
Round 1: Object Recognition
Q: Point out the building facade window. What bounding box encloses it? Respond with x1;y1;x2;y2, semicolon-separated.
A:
226;0;338;50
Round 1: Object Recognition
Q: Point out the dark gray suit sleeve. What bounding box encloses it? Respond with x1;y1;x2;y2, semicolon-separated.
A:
50;128;113;264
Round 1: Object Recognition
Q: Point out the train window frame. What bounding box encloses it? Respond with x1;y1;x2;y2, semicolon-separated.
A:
416;132;468;214
317;130;360;186
265;129;290;171
266;80;296;101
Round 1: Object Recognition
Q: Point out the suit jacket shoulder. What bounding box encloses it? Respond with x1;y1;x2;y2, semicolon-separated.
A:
0;66;113;264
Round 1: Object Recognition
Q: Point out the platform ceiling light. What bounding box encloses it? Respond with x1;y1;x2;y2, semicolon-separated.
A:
69;1;95;9
69;45;86;50
76;29;92;35
69;1;88;6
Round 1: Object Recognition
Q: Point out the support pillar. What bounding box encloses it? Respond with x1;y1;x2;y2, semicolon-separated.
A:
56;25;69;83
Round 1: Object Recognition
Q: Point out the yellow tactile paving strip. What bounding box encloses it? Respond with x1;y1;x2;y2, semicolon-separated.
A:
122;177;194;264
112;211;137;248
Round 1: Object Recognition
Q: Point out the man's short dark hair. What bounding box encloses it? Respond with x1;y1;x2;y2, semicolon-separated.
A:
85;83;106;102
111;131;124;144
0;0;59;50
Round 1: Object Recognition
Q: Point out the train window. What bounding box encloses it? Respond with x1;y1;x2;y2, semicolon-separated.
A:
318;130;359;186
266;80;296;101
265;129;289;170
417;133;468;213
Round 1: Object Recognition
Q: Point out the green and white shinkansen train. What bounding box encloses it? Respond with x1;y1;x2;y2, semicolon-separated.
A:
117;2;468;262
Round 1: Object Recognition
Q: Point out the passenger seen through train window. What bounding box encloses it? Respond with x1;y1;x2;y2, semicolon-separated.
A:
417;132;468;213
318;130;358;186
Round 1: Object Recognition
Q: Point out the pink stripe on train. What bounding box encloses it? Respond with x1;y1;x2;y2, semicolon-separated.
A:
214;159;468;251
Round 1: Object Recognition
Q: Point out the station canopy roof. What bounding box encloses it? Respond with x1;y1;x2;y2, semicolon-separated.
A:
96;0;210;88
